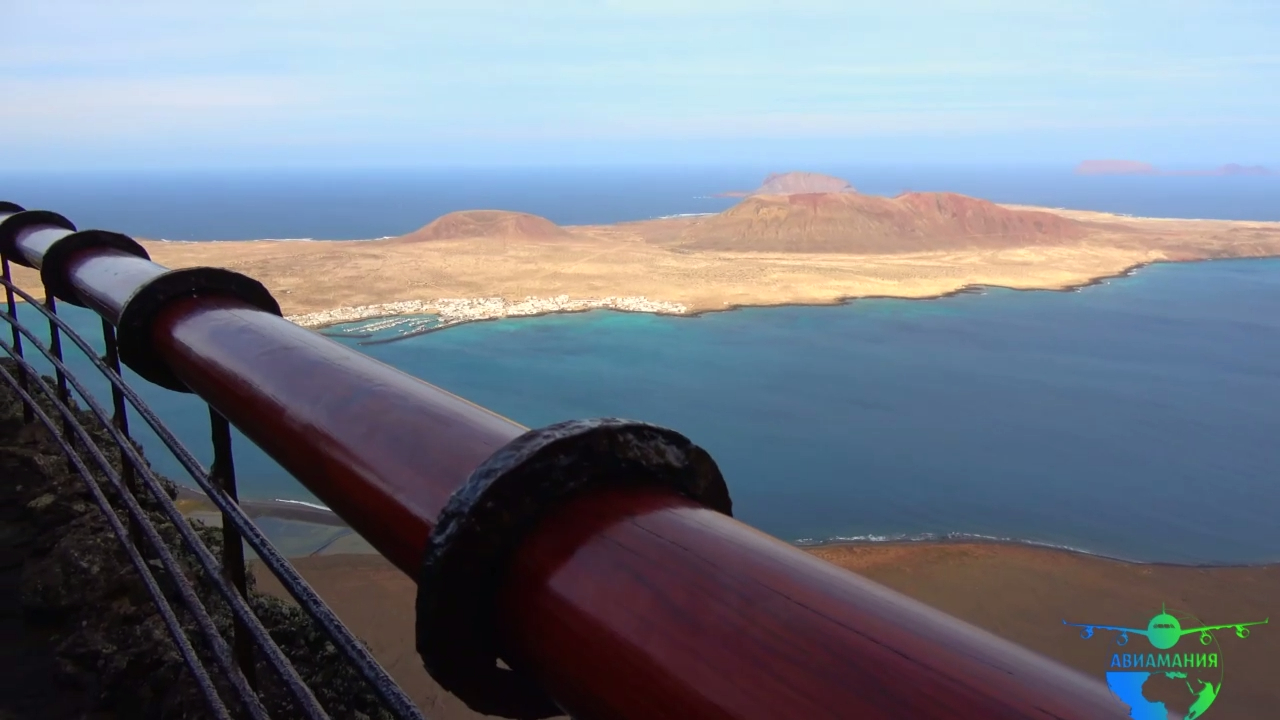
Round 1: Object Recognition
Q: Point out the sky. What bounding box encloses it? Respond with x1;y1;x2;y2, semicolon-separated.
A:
2;0;1278;170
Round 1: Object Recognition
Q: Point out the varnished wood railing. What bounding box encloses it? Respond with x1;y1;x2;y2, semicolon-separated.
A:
0;204;1131;719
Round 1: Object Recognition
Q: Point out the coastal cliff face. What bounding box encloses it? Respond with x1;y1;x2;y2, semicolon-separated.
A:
394;209;569;242
678;191;1085;253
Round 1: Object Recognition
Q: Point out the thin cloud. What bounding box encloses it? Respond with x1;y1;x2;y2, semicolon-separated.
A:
2;0;1277;168
0;76;348;142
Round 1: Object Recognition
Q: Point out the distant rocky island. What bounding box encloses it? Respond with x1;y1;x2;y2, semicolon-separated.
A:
1075;160;1274;176
714;171;858;197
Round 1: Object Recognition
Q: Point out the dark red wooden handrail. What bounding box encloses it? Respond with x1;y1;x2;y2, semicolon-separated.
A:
1;213;1132;719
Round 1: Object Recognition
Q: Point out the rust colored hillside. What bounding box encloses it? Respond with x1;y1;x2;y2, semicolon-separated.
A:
677;191;1086;253
393;210;569;242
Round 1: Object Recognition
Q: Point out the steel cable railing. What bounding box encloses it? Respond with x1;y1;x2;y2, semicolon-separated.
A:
0;353;249;719
0;274;424;720
1;202;425;718
0;323;312;718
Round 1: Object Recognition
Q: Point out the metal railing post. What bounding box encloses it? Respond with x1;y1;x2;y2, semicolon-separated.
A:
101;318;143;548
2;205;423;718
42;290;73;440
209;406;258;690
1;256;33;423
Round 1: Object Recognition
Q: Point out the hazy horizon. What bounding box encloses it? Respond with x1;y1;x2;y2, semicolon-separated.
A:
4;1;1278;172
5;159;1280;177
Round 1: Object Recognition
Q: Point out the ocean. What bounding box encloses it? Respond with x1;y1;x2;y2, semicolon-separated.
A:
4;166;1279;565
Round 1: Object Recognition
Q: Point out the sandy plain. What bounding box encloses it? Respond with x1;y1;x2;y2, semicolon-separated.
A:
8;203;1280;329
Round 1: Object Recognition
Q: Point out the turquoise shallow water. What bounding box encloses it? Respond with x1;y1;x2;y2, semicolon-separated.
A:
14;258;1280;565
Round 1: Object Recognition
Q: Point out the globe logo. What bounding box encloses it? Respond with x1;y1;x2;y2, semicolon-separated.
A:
1063;604;1267;719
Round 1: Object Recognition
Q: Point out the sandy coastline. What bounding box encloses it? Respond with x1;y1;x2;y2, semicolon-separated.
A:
176;486;347;527
4;252;1233;342
289;260;1162;337
180;485;1279;567
177;488;1278;717
286;294;689;331
246;529;1280;720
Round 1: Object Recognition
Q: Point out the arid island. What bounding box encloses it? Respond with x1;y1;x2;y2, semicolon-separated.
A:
10;172;1280;334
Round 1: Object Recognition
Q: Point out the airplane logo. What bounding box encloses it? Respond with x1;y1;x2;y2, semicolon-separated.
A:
1063;604;1268;650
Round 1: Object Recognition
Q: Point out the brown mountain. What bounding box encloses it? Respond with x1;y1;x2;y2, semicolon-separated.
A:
678;191;1086;253
392;210;569;243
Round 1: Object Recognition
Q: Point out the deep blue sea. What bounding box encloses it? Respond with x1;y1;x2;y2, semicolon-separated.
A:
5;166;1279;565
